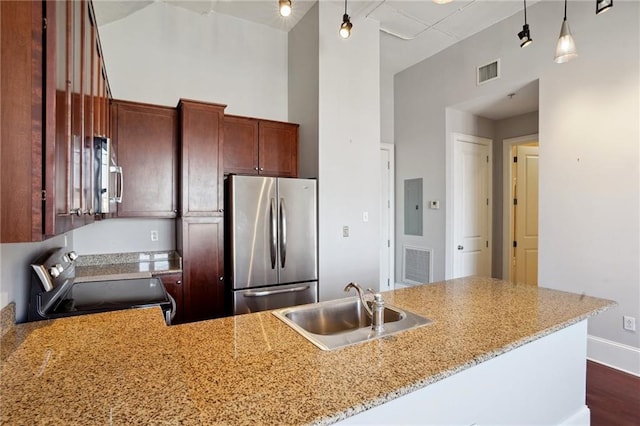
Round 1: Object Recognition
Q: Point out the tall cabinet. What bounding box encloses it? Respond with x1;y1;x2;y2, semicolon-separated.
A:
177;100;227;322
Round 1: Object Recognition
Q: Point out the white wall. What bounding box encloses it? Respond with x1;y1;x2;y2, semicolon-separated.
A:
316;2;381;301
98;1;288;120
395;1;639;373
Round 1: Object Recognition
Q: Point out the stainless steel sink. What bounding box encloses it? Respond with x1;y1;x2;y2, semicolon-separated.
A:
273;297;432;350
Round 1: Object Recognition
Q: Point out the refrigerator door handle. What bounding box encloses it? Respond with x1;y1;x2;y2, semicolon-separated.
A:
242;285;310;297
280;198;287;269
270;198;277;269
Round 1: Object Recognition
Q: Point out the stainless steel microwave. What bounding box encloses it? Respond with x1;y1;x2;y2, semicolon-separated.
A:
94;136;123;214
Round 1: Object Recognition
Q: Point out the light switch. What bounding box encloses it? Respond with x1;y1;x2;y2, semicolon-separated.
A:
343;226;349;238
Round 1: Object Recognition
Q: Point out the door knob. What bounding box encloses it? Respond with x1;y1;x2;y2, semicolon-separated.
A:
457;245;464;250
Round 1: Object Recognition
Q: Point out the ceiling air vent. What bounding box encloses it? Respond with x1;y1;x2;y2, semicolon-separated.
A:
477;59;500;85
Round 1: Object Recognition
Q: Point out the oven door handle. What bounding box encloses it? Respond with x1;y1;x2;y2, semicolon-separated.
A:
242;285;310;298
166;293;177;325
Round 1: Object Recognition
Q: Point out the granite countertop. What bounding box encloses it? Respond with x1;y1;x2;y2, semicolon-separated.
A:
0;277;614;425
74;251;182;282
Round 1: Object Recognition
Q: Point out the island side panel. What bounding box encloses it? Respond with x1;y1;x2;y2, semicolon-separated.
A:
339;320;589;425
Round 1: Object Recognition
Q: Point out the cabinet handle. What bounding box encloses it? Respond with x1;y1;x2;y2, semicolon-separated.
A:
176;280;182;285
260;167;264;171
254;167;259;171
70;208;82;217
219;276;224;281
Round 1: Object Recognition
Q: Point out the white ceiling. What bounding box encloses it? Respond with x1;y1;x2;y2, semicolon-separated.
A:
93;0;541;119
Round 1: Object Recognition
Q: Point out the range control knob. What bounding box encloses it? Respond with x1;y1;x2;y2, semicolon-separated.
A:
50;264;64;278
67;251;78;261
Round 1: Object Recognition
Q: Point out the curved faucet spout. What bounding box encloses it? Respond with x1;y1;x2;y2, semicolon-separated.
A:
344;282;373;317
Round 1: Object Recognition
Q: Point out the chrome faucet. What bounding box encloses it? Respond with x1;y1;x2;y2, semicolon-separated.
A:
344;282;385;333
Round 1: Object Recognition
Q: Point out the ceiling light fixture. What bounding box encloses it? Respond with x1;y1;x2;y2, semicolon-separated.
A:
432;0;454;4
279;0;292;17
554;0;578;64
517;0;533;48
339;0;352;39
596;0;613;15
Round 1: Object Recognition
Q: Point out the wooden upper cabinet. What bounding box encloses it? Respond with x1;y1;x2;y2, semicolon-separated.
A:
112;101;178;217
223;116;259;175
223;115;298;178
178;100;226;216
0;1;45;242
258;120;298;177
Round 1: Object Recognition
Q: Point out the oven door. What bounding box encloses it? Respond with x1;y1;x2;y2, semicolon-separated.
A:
233;281;318;315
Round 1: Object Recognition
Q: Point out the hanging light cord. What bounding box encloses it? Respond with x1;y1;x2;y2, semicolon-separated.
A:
344;0;348;16
563;0;567;21
523;0;528;24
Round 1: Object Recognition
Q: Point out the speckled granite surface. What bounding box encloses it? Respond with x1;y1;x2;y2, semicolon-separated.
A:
0;303;15;339
0;277;614;425
74;251;182;282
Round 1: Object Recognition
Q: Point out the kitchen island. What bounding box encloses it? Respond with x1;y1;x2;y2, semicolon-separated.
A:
0;277;613;425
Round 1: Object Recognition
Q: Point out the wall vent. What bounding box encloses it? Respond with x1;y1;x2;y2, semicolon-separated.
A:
402;246;433;285
477;59;500;85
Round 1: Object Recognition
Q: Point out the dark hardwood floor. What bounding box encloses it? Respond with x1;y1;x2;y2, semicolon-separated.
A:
587;360;640;426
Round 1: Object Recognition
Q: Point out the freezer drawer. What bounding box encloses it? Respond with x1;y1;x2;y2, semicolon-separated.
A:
233;281;318;315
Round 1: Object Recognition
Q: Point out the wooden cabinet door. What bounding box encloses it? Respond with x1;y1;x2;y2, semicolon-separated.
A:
178;217;225;322
113;101;178;217
179;100;225;216
156;273;184;324
223;115;259;175
0;0;46;242
258;121;298;177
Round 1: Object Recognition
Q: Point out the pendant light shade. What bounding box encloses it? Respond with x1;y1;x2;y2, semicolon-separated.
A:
432;0;454;4
596;0;613;15
279;0;292;17
517;0;532;48
339;0;352;39
554;0;578;63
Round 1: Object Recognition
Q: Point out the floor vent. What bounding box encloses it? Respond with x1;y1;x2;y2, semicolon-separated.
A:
477;59;500;85
402;246;433;285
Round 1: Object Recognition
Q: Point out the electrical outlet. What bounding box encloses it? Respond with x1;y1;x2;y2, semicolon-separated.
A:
362;212;369;222
150;230;159;242
623;316;636;332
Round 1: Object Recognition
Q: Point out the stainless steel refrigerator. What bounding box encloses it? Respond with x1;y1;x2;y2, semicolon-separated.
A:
228;175;318;315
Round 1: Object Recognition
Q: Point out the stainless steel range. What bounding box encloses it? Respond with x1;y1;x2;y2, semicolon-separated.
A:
29;248;174;324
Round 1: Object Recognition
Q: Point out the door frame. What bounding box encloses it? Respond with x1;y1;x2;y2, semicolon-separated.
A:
446;133;493;279
380;143;395;290
502;134;539;281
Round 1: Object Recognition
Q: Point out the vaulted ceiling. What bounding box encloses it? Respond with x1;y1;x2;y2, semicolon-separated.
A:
93;0;541;119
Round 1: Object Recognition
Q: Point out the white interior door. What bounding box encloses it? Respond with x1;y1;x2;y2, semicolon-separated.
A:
453;135;492;278
380;144;394;290
514;145;539;285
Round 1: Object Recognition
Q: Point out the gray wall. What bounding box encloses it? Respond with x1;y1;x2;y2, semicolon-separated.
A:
288;2;319;179
0;234;69;322
395;1;639;372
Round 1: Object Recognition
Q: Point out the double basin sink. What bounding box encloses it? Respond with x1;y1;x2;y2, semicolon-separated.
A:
273;297;432;350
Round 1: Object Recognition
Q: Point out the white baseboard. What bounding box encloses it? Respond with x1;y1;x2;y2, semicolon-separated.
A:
587;334;640;377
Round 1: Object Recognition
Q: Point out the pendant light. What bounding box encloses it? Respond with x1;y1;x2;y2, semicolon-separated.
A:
432;0;454;4
279;0;292;17
517;0;533;48
596;0;613;15
554;0;578;64
339;0;353;39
